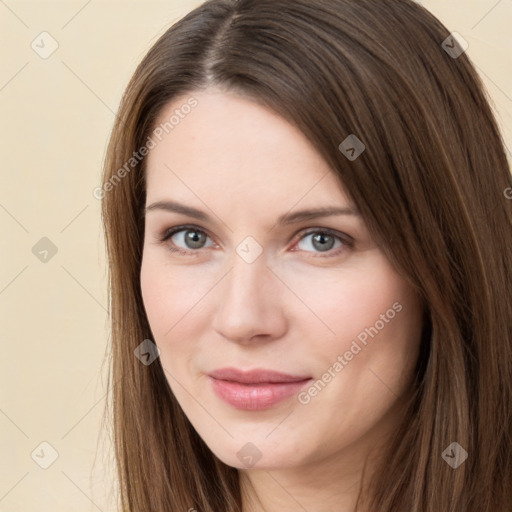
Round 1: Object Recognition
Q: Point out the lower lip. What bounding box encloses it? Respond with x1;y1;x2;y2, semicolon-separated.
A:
209;376;312;410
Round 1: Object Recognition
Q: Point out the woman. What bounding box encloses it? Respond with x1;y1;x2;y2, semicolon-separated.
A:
100;0;512;510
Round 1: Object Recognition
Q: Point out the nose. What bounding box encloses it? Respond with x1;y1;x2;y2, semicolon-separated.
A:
211;253;288;345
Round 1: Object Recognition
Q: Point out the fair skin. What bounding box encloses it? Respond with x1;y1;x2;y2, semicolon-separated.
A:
140;88;424;512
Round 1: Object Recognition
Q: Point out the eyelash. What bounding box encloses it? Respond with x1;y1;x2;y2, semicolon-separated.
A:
157;224;354;258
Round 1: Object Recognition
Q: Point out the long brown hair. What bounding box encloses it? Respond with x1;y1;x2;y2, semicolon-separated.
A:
100;0;512;510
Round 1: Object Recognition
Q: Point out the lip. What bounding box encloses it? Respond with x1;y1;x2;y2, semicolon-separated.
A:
208;367;312;410
208;367;311;384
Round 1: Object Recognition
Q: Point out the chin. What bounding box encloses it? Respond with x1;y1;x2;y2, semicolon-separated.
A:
204;437;304;470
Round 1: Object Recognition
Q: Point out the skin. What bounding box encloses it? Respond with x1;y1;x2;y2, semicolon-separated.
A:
140;88;424;512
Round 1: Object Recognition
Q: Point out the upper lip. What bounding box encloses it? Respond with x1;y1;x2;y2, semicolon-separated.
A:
208;367;312;384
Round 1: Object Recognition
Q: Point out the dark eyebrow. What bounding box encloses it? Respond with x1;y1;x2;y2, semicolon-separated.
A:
143;200;360;225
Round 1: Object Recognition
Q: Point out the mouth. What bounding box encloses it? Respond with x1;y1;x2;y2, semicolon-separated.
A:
208;367;313;410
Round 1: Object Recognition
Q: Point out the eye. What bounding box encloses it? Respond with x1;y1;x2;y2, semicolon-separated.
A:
291;228;353;257
159;225;214;255
157;225;353;257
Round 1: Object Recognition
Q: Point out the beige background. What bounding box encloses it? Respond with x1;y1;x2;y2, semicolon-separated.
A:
0;1;510;510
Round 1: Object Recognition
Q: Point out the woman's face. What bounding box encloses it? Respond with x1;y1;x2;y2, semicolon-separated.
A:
140;88;423;471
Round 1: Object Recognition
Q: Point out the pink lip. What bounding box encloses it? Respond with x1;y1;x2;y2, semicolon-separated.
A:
208;367;312;410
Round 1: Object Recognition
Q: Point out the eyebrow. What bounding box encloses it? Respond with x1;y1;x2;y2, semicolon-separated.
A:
144;200;360;225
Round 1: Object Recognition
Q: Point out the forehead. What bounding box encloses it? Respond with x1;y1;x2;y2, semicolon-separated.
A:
144;89;353;215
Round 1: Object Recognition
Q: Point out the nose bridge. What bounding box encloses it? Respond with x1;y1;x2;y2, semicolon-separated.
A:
212;248;283;342
224;250;269;307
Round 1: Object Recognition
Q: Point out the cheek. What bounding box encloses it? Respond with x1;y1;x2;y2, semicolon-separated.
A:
295;272;422;448
140;254;212;340
140;260;168;336
289;262;423;396
140;258;202;389
286;262;411;349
